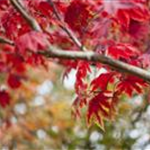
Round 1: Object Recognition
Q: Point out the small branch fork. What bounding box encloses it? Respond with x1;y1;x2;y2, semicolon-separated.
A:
4;0;150;82
47;0;86;51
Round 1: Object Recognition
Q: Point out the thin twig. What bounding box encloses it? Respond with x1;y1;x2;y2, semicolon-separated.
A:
7;0;150;82
47;0;86;51
10;0;42;31
0;35;150;82
0;36;14;45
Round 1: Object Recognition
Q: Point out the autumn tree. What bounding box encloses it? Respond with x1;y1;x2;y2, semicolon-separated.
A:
0;0;150;131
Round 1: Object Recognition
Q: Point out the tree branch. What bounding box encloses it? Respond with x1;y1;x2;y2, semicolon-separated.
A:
0;36;14;45
40;48;150;82
0;35;150;82
10;0;42;32
8;0;150;82
47;0;86;51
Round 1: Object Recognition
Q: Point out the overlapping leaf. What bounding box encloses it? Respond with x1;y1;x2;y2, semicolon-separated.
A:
87;91;112;129
15;31;48;53
117;75;148;97
91;72;115;91
64;0;93;34
75;61;91;94
107;43;140;60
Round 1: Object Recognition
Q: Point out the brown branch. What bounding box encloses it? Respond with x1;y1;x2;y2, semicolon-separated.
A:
11;0;85;51
7;0;150;82
0;36;14;45
47;0;86;51
10;0;42;32
40;48;150;82
0;35;150;82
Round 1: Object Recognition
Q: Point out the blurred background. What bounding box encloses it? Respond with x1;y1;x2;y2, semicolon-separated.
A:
0;62;150;150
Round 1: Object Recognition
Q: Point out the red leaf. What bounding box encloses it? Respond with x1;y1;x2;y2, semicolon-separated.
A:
117;75;147;97
107;43;139;60
75;61;91;94
87;91;112;129
38;2;53;16
6;54;26;73
0;0;9;10
130;6;149;22
91;72;115;91
117;9;130;29
72;96;87;118
128;20;149;39
0;90;10;108
116;4;149;30
64;0;93;34
7;74;21;89
15;31;48;53
26;53;47;67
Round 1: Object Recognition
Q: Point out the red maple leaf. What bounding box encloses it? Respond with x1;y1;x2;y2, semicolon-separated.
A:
72;96;87;118
128;20;149;39
116;5;149;30
64;0;93;34
117;75;148;97
15;31;48;54
38;1;53;17
6;54;26;73
91;72;115;91
107;43;139;60
87;91;112;129
75;61;91;94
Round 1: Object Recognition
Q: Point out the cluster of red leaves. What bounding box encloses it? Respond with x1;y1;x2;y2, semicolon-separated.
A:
64;0;93;34
0;0;149;128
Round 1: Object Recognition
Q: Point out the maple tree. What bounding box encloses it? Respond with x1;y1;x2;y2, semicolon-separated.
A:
0;0;150;130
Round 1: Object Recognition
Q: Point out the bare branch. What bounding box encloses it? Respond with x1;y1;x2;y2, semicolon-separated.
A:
40;48;150;82
0;35;150;82
0;36;14;45
47;0;86;51
10;0;42;31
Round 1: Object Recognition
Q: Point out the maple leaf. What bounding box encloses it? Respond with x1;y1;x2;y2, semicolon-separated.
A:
116;4;149;30
128;20;149;39
72;96;87;118
1;8;31;39
117;75;148;97
90;18;111;40
64;0;93;34
0;90;10;108
107;43;139;60
15;31;48;54
75;61;91;94
26;53;47;67
130;6;150;22
87;91;112;130
38;1;53;17
91;72;115;91
6;54;26;73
